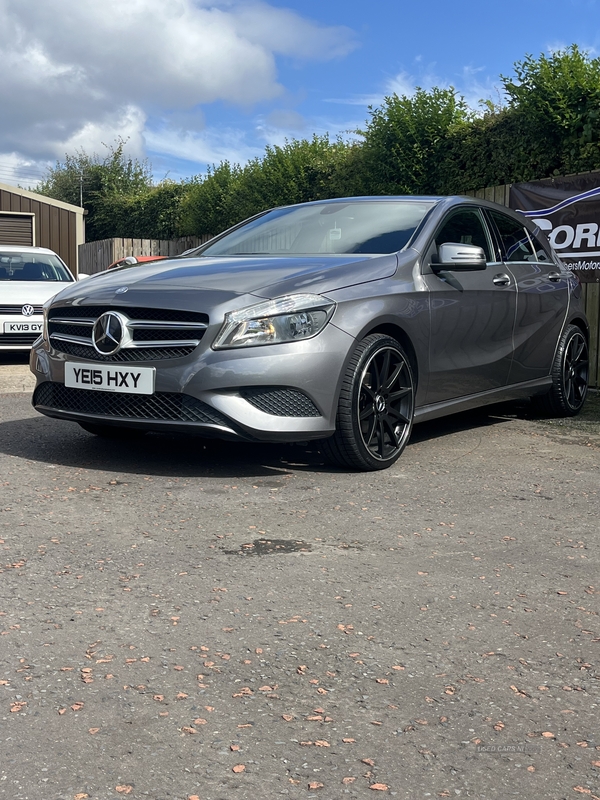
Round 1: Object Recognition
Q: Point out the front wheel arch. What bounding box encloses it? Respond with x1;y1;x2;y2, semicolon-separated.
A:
319;334;416;471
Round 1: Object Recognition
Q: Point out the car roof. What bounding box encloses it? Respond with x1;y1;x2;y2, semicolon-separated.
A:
0;245;59;255
272;195;531;221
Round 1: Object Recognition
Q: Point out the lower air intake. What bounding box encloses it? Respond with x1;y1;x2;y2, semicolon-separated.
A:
240;387;320;417
34;383;232;426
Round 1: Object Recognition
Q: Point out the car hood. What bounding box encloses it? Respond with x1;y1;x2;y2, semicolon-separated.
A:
0;282;72;306
50;254;399;308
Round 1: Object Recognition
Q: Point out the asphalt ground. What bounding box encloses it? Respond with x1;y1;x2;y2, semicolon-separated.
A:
0;356;599;800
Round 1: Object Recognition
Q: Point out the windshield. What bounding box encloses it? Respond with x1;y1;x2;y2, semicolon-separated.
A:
186;201;435;257
0;253;73;282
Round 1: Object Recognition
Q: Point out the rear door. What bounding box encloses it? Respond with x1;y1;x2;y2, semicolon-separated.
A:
487;210;568;384
421;206;517;403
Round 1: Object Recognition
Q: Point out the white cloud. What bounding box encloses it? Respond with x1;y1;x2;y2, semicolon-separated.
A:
255;112;363;151
145;125;263;170
227;1;357;60
387;65;446;96
0;0;356;173
0;152;49;189
325;61;503;114
264;110;307;132
61;106;148;159
323;64;445;109
458;66;504;112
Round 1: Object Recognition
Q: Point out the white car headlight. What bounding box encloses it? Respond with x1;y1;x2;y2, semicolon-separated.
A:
213;294;335;350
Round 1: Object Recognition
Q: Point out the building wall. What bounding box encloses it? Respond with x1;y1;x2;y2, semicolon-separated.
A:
0;183;84;274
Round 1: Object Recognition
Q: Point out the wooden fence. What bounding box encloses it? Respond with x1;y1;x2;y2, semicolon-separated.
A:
466;184;600;388
78;235;213;275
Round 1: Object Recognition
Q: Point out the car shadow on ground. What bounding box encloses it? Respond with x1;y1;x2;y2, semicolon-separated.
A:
0;402;523;478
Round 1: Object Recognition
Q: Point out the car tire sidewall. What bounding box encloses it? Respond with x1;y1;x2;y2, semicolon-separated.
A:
557;325;589;415
334;334;415;470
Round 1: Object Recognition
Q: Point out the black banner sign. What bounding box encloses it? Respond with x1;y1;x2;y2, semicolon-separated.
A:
509;173;600;283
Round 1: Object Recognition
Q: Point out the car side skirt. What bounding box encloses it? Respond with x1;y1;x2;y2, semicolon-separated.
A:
413;377;552;423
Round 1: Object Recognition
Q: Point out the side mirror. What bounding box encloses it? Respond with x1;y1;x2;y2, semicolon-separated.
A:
432;243;487;272
77;272;91;280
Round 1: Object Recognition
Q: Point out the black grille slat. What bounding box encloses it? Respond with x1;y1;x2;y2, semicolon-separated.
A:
34;383;231;427
132;327;206;342
240;387;320;417
48;322;91;338
49;340;196;362
0;333;39;346
49;306;208;324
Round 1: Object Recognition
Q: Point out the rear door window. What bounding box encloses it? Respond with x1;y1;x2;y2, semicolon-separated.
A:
489;211;537;262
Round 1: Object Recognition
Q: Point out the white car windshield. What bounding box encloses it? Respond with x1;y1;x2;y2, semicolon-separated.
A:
0;254;72;282
187;200;435;257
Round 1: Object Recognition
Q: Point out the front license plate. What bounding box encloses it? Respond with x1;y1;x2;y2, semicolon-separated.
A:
3;321;43;333
64;362;155;395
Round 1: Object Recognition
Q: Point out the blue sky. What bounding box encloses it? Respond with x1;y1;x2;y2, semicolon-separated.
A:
0;0;599;188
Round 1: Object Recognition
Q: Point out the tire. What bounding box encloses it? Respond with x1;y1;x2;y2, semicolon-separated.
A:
532;324;589;417
78;422;148;439
320;334;415;471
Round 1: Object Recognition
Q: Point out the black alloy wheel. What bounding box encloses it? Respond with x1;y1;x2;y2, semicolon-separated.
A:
320;334;415;470
533;324;589;416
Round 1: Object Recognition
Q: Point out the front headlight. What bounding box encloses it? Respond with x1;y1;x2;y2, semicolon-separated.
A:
213;294;335;350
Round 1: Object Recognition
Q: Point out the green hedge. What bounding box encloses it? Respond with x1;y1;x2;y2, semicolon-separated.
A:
40;46;600;240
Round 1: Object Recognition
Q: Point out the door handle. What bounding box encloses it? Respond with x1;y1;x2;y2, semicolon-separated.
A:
493;273;511;286
548;272;562;282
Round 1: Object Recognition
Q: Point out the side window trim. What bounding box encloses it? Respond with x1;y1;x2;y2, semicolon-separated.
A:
481;209;505;263
527;225;555;264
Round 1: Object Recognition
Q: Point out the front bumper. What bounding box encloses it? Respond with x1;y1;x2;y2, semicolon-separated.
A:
30;324;354;442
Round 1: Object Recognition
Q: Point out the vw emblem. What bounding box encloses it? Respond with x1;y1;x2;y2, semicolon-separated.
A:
22;304;34;317
92;311;126;355
115;286;129;294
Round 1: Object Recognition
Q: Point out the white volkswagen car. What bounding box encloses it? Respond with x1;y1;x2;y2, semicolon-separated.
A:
0;246;77;351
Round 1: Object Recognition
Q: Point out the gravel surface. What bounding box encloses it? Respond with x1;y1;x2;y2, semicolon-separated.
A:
0;386;598;800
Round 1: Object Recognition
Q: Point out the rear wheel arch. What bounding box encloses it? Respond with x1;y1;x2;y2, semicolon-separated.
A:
568;316;589;341
532;323;589;417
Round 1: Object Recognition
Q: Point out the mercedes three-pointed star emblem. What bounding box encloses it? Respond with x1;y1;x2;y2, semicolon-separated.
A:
92;311;126;355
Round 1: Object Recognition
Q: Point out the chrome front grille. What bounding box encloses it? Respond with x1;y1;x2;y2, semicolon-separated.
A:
48;306;208;362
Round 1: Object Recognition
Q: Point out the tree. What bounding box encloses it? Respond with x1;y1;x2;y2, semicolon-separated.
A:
501;45;600;175
358;87;471;195
179;162;244;237
38;139;153;241
180;136;356;236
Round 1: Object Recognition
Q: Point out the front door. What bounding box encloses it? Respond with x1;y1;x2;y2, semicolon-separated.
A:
421;207;517;404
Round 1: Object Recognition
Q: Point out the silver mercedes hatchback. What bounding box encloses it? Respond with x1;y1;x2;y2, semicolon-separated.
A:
30;196;589;471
